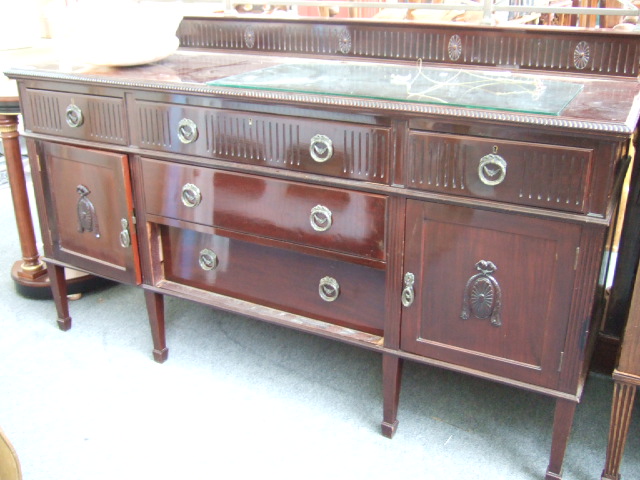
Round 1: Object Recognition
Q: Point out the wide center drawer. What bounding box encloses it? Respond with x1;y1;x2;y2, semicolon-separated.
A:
160;225;385;335
132;101;390;183
140;158;388;261
406;132;594;213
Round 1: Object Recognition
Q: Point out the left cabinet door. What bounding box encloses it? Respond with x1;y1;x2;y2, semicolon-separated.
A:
35;142;141;284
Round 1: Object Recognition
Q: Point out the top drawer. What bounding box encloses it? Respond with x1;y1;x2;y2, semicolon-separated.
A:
21;89;127;146
406;132;594;214
132;101;390;183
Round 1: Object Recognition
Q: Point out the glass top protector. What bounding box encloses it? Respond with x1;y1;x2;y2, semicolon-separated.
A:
207;61;584;115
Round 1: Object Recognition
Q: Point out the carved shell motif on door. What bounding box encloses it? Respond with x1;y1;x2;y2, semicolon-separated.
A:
461;260;502;327
76;184;100;238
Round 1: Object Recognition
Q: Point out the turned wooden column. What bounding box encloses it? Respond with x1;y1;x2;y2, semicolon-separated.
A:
0;99;108;299
0;107;47;285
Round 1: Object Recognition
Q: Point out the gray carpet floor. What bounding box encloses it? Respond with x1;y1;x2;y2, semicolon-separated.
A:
0;175;639;480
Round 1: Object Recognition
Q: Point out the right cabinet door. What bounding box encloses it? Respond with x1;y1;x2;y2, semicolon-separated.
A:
401;200;582;389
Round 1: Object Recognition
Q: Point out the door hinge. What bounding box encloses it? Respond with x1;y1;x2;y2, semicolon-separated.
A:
579;319;590;351
574;247;580;271
558;351;564;372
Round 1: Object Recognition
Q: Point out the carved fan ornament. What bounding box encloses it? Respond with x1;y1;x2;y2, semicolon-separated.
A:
573;41;590;70
244;27;256;48
76;185;100;238
448;34;462;61
337;28;352;54
461;260;502;327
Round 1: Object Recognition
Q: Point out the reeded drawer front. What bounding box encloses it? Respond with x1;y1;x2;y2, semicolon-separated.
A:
160;225;385;334
22;89;127;145
141;158;387;261
133;101;390;183
406;132;593;213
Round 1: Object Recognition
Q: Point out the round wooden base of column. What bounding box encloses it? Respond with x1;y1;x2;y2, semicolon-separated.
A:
11;260;115;299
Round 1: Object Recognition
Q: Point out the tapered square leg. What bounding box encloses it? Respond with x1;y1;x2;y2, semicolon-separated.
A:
144;290;168;363
545;397;577;480
48;264;71;331
381;353;403;438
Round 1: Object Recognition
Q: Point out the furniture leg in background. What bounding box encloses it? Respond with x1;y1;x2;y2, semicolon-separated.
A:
602;377;637;479
601;244;640;479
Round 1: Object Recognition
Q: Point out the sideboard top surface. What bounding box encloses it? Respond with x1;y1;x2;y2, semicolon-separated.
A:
5;18;640;133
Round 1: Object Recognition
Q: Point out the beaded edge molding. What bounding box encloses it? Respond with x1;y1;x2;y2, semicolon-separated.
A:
5;68;637;134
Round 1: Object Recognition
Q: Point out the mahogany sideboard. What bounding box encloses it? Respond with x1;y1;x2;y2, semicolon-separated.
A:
6;17;640;479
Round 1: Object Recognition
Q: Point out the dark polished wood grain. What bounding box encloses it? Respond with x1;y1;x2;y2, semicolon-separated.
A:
144;290;168;363
22;89;127;145
160;224;386;335
177;17;640;78
133;101;391;183
381;353;403;438
37;142;140;285
140;157;388;261
401;200;583;389
48;263;71;331
546;398;578;480
407;131;594;214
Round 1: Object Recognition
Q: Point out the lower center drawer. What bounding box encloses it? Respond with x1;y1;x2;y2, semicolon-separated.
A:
160;225;386;335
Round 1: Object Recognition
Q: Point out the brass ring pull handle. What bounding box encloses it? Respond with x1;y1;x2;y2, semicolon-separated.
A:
319;276;340;302
198;248;218;271
177;118;199;144
119;218;131;248
309;134;334;163
310;205;333;232
181;183;202;208
478;149;507;186
65;104;84;128
401;272;415;307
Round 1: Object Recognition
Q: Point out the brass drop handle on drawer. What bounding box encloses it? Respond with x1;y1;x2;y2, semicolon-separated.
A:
119;219;131;248
478;147;507;186
198;248;218;271
319;276;340;302
177;118;199;144
181;183;202;208
65;104;84;128
401;272;415;307
310;205;332;232
309;134;334;163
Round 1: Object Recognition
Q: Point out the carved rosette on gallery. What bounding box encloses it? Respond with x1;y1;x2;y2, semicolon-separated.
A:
244;27;256;49
573;41;590;70
448;34;462;61
337;27;352;54
76;185;100;238
461;260;502;327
